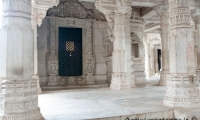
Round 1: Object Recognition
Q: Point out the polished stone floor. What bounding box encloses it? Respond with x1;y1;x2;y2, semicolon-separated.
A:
38;77;200;120
39;77;166;119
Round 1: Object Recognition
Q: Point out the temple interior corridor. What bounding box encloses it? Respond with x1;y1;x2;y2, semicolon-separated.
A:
1;0;200;119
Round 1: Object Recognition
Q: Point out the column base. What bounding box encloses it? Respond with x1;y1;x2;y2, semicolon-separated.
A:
0;108;44;120
110;83;131;90
135;72;147;84
85;74;95;85
47;75;58;86
0;78;44;120
163;74;200;108
110;73;131;90
163;99;200;108
128;75;136;88
159;70;169;86
33;75;42;94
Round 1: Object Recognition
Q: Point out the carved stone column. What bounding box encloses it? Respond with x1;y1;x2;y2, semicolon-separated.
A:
163;0;200;108
95;0;133;90
0;0;43;119
31;8;43;94
31;0;59;90
159;13;169;86
144;34;150;78
150;45;155;76
195;16;200;71
154;46;159;74
47;18;59;86
125;15;135;87
84;22;96;85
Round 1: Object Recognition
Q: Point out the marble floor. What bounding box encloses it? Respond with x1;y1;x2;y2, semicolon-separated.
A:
38;77;199;120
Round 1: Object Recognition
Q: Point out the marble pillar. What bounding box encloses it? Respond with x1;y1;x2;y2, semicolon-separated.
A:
163;0;200;108
150;45;155;76
159;13;169;86
144;35;150;78
95;0;133;90
125;16;135;88
31;8;42;94
0;0;43;119
110;12;132;90
196;16;200;71
154;46;159;74
134;43;147;84
195;16;200;87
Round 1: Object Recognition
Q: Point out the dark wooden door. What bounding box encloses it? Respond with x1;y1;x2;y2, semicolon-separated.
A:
59;27;82;76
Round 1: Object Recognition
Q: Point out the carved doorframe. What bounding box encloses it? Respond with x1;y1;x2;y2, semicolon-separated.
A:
47;16;96;86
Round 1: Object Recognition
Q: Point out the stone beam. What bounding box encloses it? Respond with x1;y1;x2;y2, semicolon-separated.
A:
83;0;165;7
144;24;160;32
130;0;164;7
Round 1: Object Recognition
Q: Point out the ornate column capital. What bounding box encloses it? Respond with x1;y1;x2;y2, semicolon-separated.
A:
1;0;33;20
168;0;191;29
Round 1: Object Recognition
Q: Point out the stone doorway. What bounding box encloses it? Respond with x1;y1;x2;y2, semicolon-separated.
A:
58;27;83;76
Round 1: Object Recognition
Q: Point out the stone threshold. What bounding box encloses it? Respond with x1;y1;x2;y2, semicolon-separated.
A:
41;83;110;91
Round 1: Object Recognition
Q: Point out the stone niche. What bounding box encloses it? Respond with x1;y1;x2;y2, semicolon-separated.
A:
37;0;109;87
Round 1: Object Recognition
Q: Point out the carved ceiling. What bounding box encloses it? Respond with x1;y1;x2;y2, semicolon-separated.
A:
44;0;200;33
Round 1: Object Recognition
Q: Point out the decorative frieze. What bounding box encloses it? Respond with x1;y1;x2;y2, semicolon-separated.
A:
47;0;106;21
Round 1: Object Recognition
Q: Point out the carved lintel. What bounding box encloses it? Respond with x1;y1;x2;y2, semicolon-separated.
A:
46;0;106;21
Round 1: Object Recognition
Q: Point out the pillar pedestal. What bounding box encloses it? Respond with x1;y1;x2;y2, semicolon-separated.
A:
0;79;44;119
163;75;200;108
33;75;42;94
110;73;131;90
86;74;95;85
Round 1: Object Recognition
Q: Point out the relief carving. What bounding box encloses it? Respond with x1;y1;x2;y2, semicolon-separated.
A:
84;53;95;75
131;32;141;43
47;0;106;21
47;55;58;75
47;18;95;85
